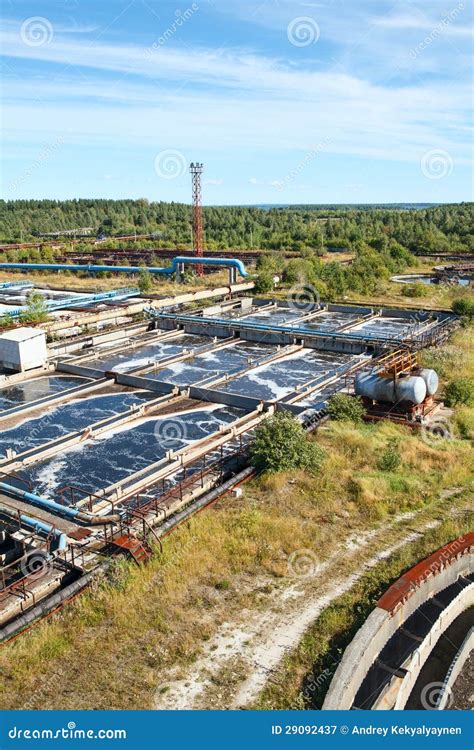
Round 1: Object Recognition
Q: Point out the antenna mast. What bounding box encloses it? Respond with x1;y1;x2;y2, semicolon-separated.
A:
190;162;204;277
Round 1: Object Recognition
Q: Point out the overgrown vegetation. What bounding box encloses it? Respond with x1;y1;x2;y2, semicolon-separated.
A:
377;438;402;472
0;408;471;709
138;267;154;294
255;511;473;710
444;378;474;407
250;412;325;475
1;201;472;255
452;297;474;319
327;393;365;422
18;290;49;324
421;327;474;441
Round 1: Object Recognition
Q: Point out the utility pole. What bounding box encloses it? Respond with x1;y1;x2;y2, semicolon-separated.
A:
190;162;204;277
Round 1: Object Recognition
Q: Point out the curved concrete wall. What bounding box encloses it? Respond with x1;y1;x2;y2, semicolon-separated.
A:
392;583;474;709
438;626;474;710
323;534;474;710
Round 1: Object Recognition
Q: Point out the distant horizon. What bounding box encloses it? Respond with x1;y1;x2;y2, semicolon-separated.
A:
2;198;472;209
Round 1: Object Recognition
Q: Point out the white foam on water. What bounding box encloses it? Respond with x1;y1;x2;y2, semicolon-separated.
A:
246;370;290;400
89;402;224;443
112;357;156;373
199;350;220;364
34;457;67;495
161;361;186;376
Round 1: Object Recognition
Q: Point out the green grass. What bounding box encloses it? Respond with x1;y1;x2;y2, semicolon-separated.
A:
254;510;473;710
0;311;471;711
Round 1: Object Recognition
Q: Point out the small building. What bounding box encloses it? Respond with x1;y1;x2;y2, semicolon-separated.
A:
0;328;47;372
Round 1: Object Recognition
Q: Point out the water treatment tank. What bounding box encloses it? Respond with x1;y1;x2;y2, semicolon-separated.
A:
417;368;439;396
355;373;427;405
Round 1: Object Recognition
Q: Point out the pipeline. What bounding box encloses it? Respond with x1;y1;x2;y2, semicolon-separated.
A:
0;288;140;319
0;482;120;526
0;462;256;642
0;504;67;552
157;465;255;537
0;256;249;278
0;560;112;643
0;280;33;290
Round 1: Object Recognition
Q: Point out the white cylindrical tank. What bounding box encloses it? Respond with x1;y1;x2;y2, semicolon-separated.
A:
355;373;427;405
417;368;439;396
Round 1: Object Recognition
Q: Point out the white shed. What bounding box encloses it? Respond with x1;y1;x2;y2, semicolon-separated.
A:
0;328;47;372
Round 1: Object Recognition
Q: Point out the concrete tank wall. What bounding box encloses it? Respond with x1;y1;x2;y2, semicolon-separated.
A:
322;552;473;709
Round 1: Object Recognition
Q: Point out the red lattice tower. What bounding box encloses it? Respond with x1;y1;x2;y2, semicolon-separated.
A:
190;162;204;277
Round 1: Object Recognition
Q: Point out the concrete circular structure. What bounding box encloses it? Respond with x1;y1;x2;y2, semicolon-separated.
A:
323;532;474;710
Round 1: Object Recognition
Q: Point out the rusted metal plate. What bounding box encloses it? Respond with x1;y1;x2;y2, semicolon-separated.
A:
378;532;474;614
68;528;92;541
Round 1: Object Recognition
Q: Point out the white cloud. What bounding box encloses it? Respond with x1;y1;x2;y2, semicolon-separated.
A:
0;14;472;173
373;11;472;37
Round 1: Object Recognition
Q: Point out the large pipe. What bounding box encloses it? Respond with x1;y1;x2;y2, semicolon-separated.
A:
0;560;112;643
0;287;139;318
0;280;34;290
0;504;67;552
0;256;249;278
0;482;120;526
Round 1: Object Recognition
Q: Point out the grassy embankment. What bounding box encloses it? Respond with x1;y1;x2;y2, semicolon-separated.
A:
254;511;473;709
0;325;471;710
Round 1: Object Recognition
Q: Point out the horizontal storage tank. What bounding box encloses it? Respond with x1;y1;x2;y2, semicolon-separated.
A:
355;373;427;405
417;368;439;396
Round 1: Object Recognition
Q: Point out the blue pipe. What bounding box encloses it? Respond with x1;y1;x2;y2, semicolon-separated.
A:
19;513;67;552
0;502;67;553
0;288;140;319
0;481;80;519
0;280;34;290
0;256;249;278
0;482;120;525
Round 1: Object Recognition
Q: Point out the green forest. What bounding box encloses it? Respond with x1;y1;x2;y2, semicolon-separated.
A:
0;200;473;255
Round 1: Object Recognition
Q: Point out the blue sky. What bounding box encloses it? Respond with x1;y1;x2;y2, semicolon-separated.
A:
1;0;472;204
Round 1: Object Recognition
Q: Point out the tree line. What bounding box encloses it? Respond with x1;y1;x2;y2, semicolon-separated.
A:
0;200;472;255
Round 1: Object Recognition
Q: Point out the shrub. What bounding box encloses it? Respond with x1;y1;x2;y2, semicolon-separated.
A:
18;290;49;324
377;440;402;472
452;298;474;319
327;394;365;423
138;268;153;294
254;269;274;293
401;282;428;298
250;411;325;475
444;377;474;407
